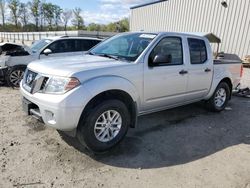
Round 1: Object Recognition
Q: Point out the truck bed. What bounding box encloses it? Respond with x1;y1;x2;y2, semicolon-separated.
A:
214;53;242;64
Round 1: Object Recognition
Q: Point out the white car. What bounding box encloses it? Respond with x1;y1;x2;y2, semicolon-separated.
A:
0;36;102;87
20;32;242;152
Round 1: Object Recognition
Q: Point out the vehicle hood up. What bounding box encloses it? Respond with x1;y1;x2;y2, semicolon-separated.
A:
0;42;31;57
28;55;131;77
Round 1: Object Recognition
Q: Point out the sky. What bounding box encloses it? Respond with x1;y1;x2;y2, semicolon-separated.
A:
21;0;157;25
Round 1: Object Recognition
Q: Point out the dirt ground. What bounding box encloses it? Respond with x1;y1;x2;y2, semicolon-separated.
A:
1;70;250;188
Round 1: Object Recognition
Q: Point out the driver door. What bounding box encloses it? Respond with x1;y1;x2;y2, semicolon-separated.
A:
143;36;188;111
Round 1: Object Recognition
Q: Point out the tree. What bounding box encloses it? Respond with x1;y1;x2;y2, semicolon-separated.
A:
29;0;41;31
105;22;116;32
54;5;62;30
8;0;20;28
72;7;84;30
19;2;29;30
0;0;6;28
42;3;54;30
62;9;72;31
118;18;129;32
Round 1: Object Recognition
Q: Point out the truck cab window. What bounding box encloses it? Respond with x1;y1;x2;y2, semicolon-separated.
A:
149;37;183;66
188;38;207;64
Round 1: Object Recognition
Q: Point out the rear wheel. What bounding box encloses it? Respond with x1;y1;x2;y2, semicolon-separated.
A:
6;65;26;88
207;82;230;112
77;100;130;153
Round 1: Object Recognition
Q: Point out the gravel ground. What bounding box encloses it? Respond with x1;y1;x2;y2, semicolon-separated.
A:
0;69;250;188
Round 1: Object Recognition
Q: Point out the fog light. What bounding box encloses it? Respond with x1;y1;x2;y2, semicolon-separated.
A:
45;111;56;125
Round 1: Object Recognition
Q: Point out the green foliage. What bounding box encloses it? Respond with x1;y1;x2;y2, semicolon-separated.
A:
0;1;130;32
28;0;40;31
72;7;84;30
8;0;20;28
86;18;129;32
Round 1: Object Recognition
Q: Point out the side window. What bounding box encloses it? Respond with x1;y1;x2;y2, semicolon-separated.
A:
81;40;94;51
188;38;207;64
46;39;76;53
149;37;183;66
75;40;101;51
92;40;101;47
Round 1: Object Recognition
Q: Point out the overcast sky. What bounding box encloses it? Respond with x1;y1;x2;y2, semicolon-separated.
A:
21;0;157;25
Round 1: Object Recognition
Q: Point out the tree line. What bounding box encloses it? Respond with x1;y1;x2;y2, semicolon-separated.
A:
0;0;129;32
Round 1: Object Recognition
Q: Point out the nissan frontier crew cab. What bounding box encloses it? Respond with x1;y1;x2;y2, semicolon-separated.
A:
20;32;242;152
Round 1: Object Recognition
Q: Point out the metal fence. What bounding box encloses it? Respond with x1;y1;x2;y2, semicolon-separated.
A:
0;30;117;45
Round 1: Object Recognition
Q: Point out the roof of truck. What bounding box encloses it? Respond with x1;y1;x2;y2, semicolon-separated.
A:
129;31;221;43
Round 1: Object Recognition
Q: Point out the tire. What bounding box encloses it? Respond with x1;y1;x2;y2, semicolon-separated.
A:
6;65;26;88
77;99;130;153
207;82;230;112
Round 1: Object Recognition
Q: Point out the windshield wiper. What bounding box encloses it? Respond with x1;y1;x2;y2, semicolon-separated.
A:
86;51;94;55
97;54;119;61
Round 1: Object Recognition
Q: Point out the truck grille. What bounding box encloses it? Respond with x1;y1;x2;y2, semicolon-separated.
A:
23;69;49;94
24;70;37;87
40;77;49;90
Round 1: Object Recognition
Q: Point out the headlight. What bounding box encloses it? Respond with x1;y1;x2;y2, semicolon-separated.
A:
44;77;80;94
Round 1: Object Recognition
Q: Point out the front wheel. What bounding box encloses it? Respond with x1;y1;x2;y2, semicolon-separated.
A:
6;65;26;88
77;100;130;153
207;82;230;112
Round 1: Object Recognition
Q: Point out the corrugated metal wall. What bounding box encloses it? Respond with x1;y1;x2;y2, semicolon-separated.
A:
130;0;250;58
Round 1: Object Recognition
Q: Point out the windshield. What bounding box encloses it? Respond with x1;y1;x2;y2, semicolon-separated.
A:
90;33;157;61
31;39;52;53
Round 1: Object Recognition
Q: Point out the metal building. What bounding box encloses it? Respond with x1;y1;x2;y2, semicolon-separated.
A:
130;0;250;58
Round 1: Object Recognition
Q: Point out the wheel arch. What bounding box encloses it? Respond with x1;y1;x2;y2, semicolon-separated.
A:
78;89;138;130
205;76;233;100
219;77;233;99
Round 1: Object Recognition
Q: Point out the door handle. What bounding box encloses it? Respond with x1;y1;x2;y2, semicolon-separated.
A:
205;68;211;72
179;70;188;75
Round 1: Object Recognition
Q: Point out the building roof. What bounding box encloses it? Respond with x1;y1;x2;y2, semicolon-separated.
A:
130;0;167;9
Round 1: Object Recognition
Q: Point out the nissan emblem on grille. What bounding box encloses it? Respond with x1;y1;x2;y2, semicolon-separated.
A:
26;73;34;85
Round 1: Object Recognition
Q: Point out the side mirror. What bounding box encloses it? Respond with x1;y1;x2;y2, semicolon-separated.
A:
149;54;171;67
43;48;52;56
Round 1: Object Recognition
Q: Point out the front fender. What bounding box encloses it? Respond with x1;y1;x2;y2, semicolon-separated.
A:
5;56;35;67
82;76;140;106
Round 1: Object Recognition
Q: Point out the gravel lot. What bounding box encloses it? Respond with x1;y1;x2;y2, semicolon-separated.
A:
1;69;250;188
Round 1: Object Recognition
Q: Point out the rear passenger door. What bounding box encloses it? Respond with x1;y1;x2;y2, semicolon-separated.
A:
186;38;213;99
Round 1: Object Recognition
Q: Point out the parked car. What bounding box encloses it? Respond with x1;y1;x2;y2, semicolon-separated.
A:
0;36;102;87
20;32;242;152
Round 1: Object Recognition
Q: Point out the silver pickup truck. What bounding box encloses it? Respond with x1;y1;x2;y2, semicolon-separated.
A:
20;32;242;152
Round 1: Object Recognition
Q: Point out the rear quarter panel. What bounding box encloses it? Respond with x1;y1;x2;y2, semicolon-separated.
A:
204;62;242;100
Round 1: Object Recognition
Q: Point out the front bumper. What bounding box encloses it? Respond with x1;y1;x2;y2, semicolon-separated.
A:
20;80;89;131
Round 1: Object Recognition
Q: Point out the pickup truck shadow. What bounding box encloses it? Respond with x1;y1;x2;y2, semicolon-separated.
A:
60;97;250;169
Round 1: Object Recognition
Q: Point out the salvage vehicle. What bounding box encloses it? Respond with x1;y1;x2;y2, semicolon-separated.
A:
20;32;242;152
0;37;102;87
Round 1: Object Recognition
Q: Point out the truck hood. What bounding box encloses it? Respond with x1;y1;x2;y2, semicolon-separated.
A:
28;55;131;77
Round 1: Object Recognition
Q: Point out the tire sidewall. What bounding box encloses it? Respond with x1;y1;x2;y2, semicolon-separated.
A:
78;100;130;152
6;65;26;88
211;82;230;111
